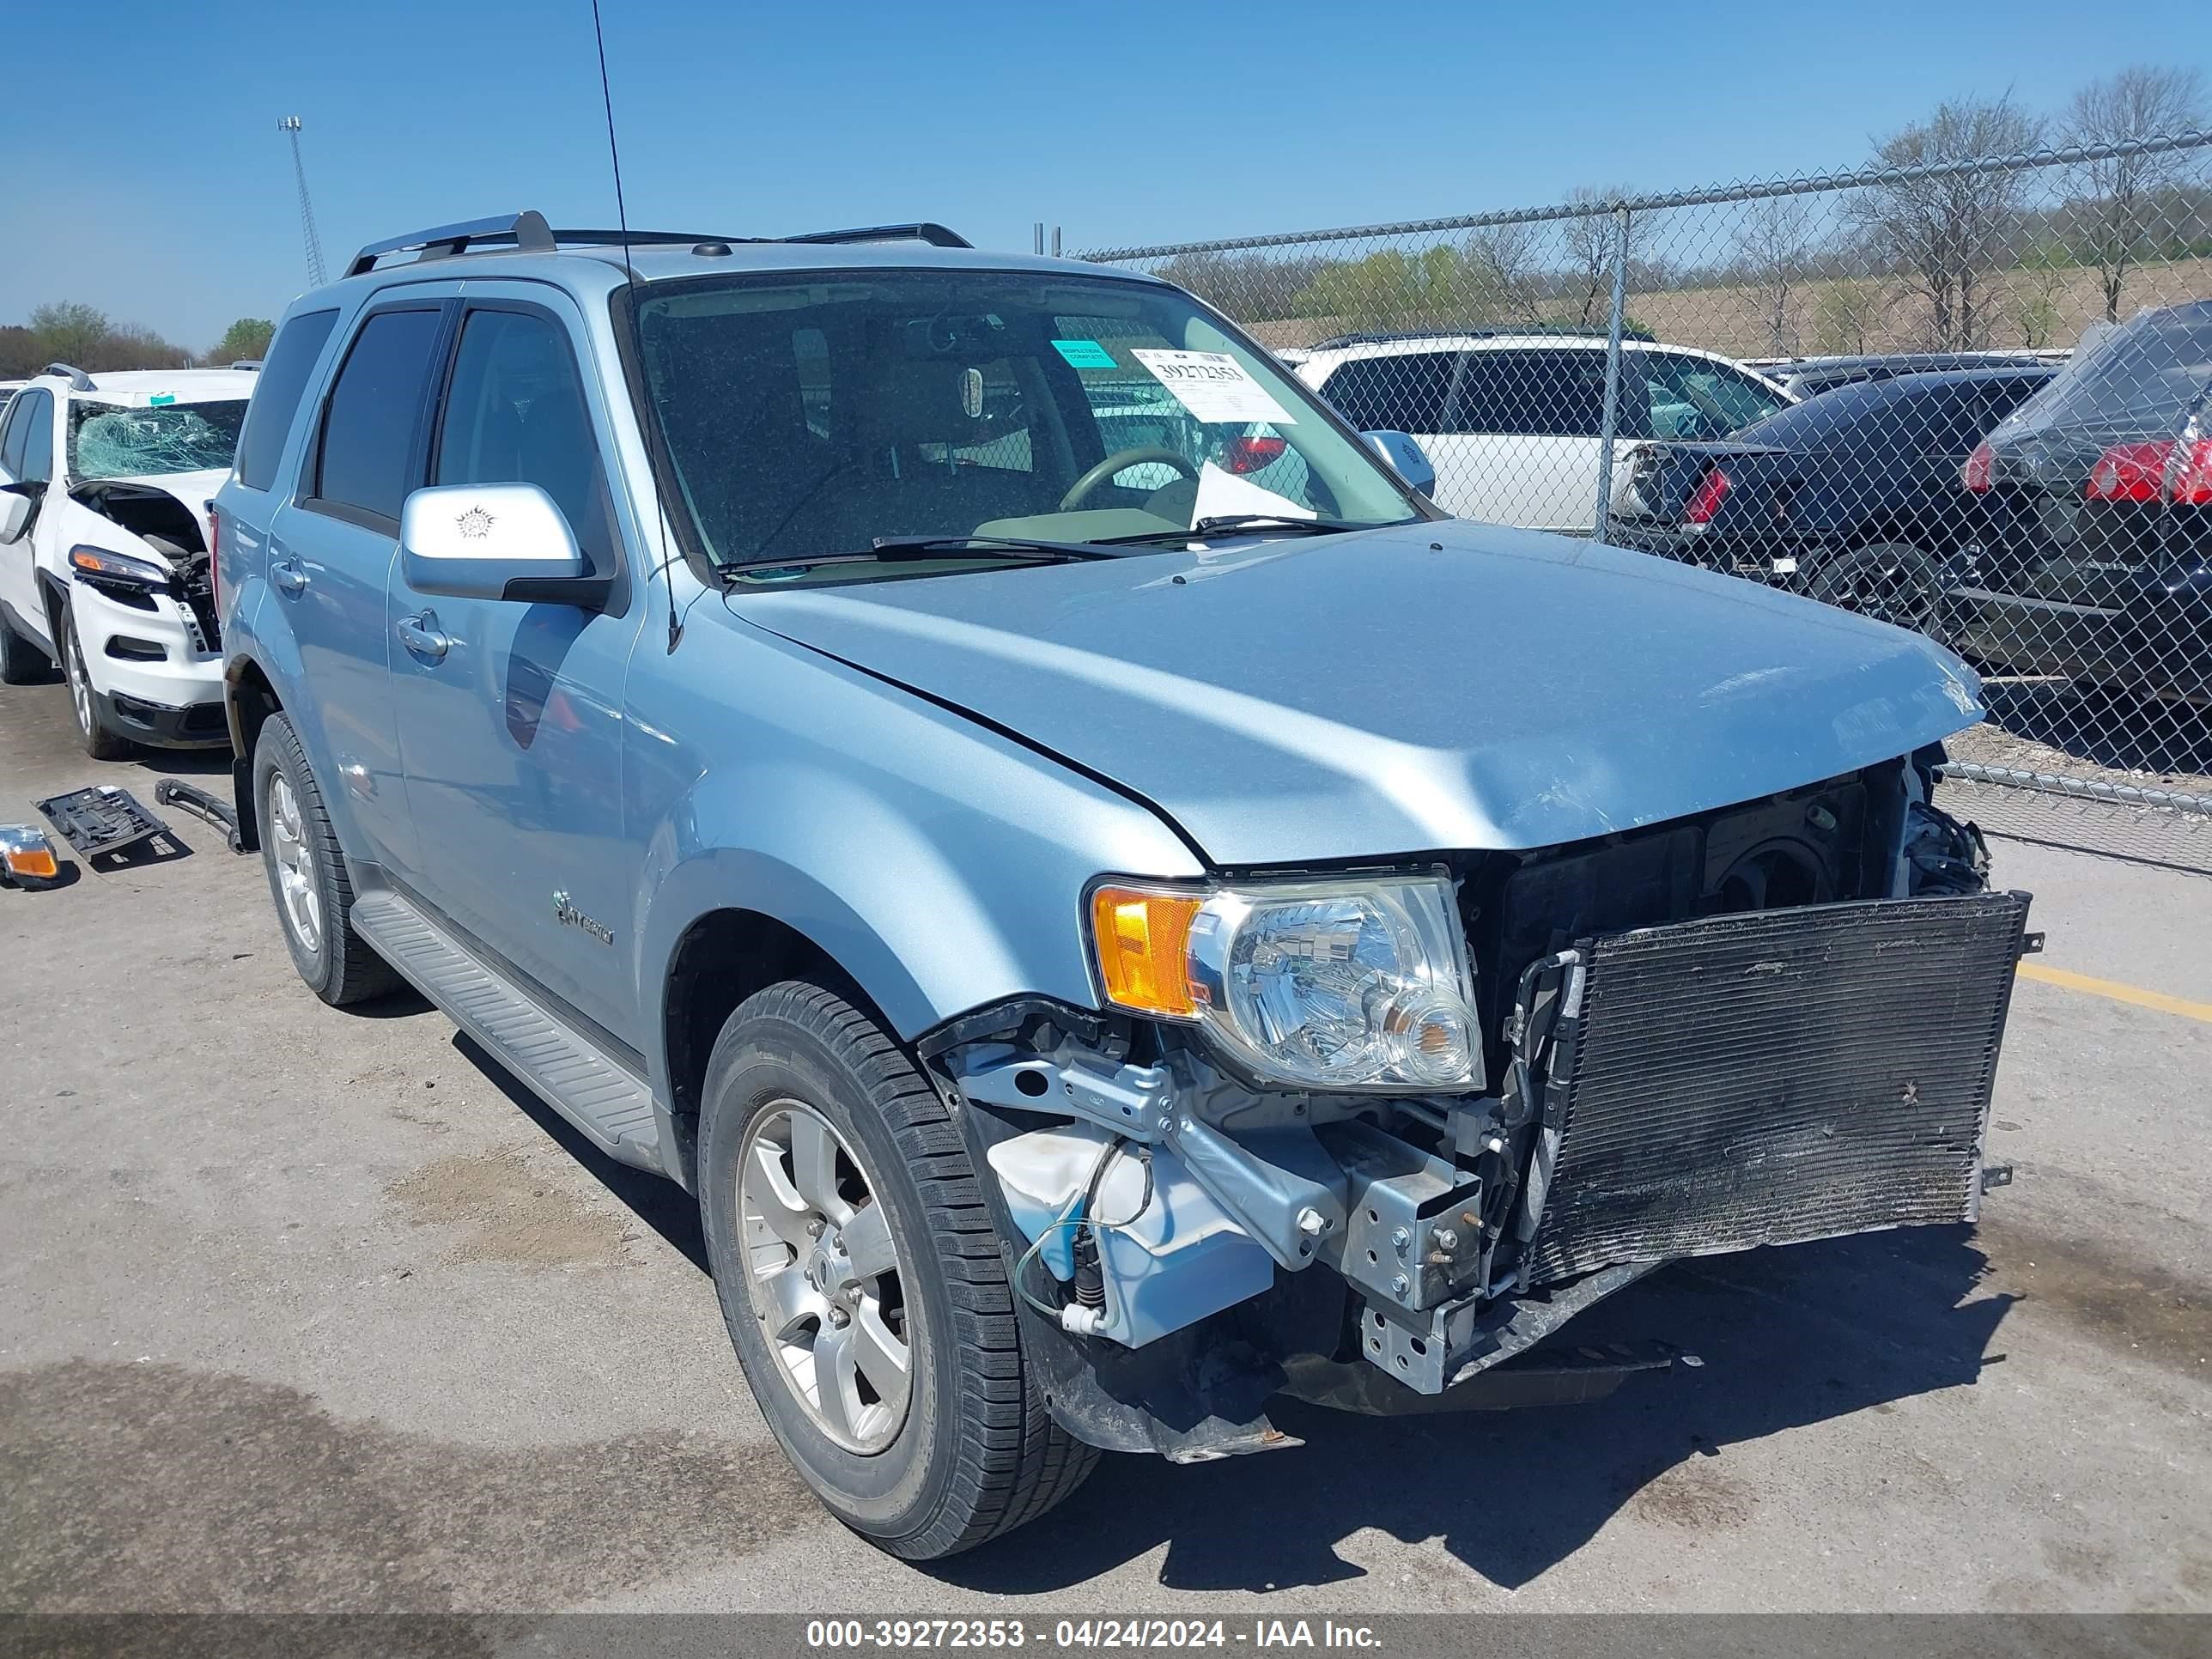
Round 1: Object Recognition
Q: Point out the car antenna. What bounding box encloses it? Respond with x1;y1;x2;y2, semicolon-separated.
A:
589;0;689;653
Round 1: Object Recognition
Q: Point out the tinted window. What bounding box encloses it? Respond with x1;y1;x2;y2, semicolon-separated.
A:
313;307;444;523
9;391;54;483
434;307;616;569
236;308;340;491
1452;350;1610;438
1319;354;1457;432
0;392;31;475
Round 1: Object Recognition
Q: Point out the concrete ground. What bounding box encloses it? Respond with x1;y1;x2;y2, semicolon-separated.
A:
1;670;2207;1617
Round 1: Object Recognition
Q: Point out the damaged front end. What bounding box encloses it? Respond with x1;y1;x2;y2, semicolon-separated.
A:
925;750;2033;1458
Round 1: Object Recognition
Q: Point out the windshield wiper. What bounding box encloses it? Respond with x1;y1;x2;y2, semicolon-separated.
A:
720;534;1122;580
1097;514;1395;546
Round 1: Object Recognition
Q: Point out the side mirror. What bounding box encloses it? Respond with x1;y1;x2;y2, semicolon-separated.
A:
398;482;604;605
0;481;37;546
1363;430;1436;498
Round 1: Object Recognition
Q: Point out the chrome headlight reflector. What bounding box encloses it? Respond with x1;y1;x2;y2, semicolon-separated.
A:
1090;873;1481;1092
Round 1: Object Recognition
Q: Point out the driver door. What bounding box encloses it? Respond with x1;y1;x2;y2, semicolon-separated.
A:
386;289;648;1048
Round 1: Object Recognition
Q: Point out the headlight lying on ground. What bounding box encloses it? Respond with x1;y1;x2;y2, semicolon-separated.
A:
1089;874;1480;1091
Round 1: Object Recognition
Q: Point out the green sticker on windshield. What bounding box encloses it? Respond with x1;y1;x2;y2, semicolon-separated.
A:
149;392;176;406
1051;338;1117;370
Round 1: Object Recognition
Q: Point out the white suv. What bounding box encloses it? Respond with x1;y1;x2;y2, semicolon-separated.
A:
1291;332;1790;531
0;364;255;757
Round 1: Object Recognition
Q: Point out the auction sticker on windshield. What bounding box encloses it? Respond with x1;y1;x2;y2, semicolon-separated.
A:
1132;349;1297;426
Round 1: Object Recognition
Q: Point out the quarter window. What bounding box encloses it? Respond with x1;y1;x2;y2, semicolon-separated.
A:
313;307;445;525
236;308;340;491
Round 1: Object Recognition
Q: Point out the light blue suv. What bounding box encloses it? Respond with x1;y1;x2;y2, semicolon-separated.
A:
216;212;2032;1559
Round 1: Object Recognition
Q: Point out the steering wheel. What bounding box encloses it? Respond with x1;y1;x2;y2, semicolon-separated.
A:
1059;447;1200;512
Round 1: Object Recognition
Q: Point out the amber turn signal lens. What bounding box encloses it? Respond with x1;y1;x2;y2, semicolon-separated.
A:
1090;886;1201;1018
3;847;58;881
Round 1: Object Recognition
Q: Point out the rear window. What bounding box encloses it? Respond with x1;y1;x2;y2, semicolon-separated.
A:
1988;301;2212;444
69;399;247;481
313;307;446;524
1452;349;1611;438
235;308;339;491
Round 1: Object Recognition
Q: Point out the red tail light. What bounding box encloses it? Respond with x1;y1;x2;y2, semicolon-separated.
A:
2085;441;2172;502
2172;438;2212;505
1962;441;1993;494
1221;434;1287;474
1682;466;1731;526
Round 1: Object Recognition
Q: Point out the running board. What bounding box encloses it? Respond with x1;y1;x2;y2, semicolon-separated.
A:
349;889;667;1176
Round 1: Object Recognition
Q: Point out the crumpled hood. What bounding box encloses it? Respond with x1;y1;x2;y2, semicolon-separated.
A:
68;468;228;568
729;519;1985;866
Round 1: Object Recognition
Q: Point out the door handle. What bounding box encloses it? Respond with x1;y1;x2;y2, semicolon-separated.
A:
396;611;452;661
270;556;309;597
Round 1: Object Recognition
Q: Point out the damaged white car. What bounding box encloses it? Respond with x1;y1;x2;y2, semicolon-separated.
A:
0;364;253;757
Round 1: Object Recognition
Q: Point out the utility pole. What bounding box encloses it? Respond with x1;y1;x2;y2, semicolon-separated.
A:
278;117;327;288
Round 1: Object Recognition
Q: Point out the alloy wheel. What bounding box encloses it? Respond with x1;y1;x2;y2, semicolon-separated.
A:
265;772;323;956
738;1099;912;1454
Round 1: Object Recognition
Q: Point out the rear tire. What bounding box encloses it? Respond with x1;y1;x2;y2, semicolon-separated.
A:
253;713;402;1006
59;599;135;760
0;605;50;685
698;981;1097;1559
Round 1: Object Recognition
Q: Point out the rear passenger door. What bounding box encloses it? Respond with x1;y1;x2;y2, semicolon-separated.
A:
271;291;462;874
1445;349;1620;532
386;289;647;1048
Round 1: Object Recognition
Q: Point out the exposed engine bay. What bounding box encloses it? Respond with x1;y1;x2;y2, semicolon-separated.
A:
68;479;220;649
928;749;2030;1458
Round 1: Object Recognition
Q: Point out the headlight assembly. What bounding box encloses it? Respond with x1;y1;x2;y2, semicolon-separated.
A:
69;544;172;590
1088;873;1481;1092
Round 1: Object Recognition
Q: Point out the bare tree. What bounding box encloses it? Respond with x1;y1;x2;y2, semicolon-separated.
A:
1855;95;2045;349
1463;220;1547;324
1561;185;1636;326
1735;193;1820;354
2063;66;2210;321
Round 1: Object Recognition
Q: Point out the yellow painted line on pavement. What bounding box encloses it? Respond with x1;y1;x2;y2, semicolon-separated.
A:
2017;960;2212;1024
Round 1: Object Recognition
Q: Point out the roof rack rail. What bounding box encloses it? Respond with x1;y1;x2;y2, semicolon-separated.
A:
782;222;973;249
1307;324;1657;350
344;211;756;277
43;362;96;392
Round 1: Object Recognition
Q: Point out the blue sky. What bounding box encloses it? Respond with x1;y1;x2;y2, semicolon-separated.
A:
4;0;2205;349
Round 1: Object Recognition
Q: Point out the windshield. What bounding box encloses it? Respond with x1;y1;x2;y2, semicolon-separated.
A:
632;271;1419;582
67;398;248;482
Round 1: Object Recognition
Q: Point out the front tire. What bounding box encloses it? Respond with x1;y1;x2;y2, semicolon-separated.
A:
253;713;401;1006
698;981;1097;1559
59;599;134;759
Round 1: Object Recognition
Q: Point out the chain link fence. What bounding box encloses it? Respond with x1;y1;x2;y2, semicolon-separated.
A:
1078;132;2212;870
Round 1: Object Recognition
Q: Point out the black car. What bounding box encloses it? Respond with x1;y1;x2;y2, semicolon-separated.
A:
1617;367;2055;631
1951;301;2212;702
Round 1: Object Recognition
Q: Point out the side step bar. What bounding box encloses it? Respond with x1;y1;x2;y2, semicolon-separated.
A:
349;889;667;1177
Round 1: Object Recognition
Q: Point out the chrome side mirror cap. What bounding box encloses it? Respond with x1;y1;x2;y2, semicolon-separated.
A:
1363;430;1436;498
398;483;603;605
